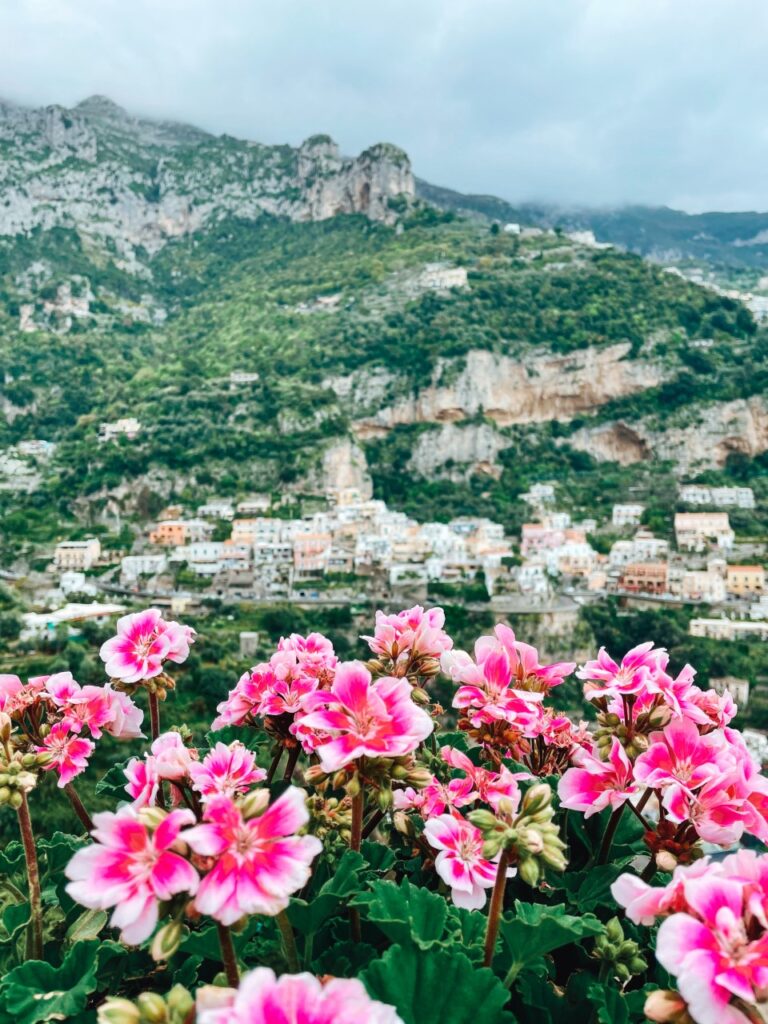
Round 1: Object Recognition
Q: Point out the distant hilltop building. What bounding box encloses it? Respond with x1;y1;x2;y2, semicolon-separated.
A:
54;538;101;570
418;263;468;291
618;561;668;595
99;417;141;443
612;503;645;528
679;484;755;509
149;518;213;546
690;617;768;641
674;512;734;552
229;371;260;387
726;564;766;597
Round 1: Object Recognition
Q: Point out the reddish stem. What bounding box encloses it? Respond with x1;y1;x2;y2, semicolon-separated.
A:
16;791;43;960
216;922;239;986
484;847;511;968
64;783;94;832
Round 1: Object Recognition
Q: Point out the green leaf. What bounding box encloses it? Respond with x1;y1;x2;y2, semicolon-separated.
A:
360;840;396;872
550;865;625;913
65;908;109;943
498;902;603;983
287;849;364;935
1;903;29;945
362;944;516;1024
586;983;630;1024
94;762;131;798
353;878;448;949
0;940;101;1024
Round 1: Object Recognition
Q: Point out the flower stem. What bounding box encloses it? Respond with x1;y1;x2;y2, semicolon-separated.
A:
349;787;364;943
640;856;657;883
282;746;300;782
64;783;94;833
216;922;239;987
265;747;283;784
276;909;300;972
484;847;511;968
362;808;385;840
16;791;43;960
148;689;161;741
596;804;625;865
732;1000;766;1024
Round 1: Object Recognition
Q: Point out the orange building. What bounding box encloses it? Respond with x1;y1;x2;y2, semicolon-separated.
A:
619;561;668;595
726;565;766;597
149;521;188;547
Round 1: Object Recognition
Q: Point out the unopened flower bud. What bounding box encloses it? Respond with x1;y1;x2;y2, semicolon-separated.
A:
240;788;270;819
518;856;540;887
467;809;501;834
643;990;690;1023
136;991;168;1021
482;834;506;859
0;712;12;744
393;810;414;837
405;767;434;789
656;850;678;873
8;790;22;809
377;786;393;812
605;917;624;944
304;764;328;786
0;786;10;804
411;687;431;705
150;920;185;962
345;773;361;798
332;770;348;790
521;783;552;816
166;985;194;1020
97;998;141;1024
137;807;167;831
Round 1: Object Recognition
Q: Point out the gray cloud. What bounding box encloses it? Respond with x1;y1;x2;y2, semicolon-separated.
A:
1;0;767;211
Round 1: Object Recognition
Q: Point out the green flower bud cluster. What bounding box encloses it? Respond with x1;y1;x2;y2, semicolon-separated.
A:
594;715;648;760
593;917;648;983
469;783;567;887
307;754;432;813
98;986;193;1024
150;919;187;961
306;793;352;844
0;749;49;808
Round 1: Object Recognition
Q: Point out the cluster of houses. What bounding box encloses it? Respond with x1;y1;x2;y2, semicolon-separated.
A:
47;479;768;640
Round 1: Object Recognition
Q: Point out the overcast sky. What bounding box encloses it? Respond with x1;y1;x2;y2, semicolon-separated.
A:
1;0;767;212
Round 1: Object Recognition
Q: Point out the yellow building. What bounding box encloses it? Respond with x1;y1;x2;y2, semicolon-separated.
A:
726;565;766;597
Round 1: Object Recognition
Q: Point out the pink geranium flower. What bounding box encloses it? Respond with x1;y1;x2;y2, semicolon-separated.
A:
195;967;404;1024
296;661;434;774
124;756;160;808
151;731;197;780
441;745;526;814
558;738;638;817
447;641;544;729
578;641;668;701
212;666;275;730
185;788;322;924
37;722;95;787
362;605;453;667
634;718;724;801
189;742;266;801
276;632;337;682
100;608;195;684
657;876;768;1024
65;808;199;944
102;686;145;739
423;813;505;910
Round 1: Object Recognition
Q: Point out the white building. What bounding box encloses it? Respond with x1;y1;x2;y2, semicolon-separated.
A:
236;496;271;515
679;485;755;510
709;676;750;707
690;618;768;641
680;570;726;603
99;418;141;443
21;601;126;639
612;504;645;528
121;554;168;582
197;500;235;521
54;538;101;571
675;512;734;552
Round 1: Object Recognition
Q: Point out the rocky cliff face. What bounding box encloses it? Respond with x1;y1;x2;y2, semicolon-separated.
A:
567;396;768;471
0;97;414;259
349;343;665;437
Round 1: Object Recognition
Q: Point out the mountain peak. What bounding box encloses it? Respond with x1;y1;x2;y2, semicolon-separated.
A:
74;95;128;119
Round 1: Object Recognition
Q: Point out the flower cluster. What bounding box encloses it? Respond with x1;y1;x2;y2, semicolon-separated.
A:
196;967;404;1024
443;623;584;775
0;670;142;790
559;644;768;861
100;608;195;685
362;604;453;676
212;631;337;737
66;783;321;943
613;850;768;1024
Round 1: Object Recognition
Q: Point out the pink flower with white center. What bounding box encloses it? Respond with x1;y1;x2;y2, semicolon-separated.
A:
440;745;526;814
558;738;639;817
195;967;404;1024
612;859;713;926
257;665;319;719
481;623;576;692
448;641;544;729
185;788;322;924
0;674;24;715
212;667;274;730
420;775;477;818
151;731;197;781
634;718;725;803
102;686;144;739
295;661;434;774
578;641;668;701
423;813;507;910
65;807;199;944
656;876;768;1024
124;756;160;808
665;772;752;847
392;786;428;814
37;722;94;787
689;685;738;729
276;632;337;682
99;608;195;684
189;742;266;801
362;605;453;667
